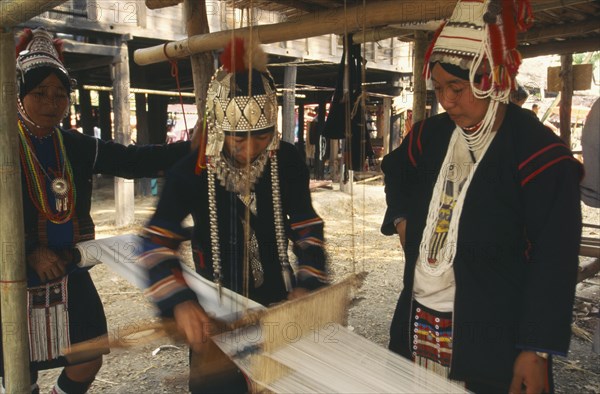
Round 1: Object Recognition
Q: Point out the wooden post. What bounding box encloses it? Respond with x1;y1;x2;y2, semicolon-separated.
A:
282;64;297;144
412;30;427;125
185;0;214;128
135;93;151;197
382;97;392;156
0;29;31;394
148;95;169;144
329;139;340;181
296;103;306;161
112;36;135;227
560;54;573;148
315;101;326;180
78;87;94;136
98;90;112;140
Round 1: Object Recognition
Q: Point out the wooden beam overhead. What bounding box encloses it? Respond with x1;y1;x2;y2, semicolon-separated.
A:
520;19;599;42
532;0;597;12
0;0;68;28
254;0;326;13
135;0;456;65
62;40;120;57
520;36;600;58
145;0;182;10
68;57;115;72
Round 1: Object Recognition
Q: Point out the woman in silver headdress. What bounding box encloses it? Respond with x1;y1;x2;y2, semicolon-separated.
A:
1;28;190;393
381;1;582;392
139;38;328;392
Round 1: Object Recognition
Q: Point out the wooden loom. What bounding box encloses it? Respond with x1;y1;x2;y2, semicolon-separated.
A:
66;235;467;393
213;280;467;393
68;3;467;391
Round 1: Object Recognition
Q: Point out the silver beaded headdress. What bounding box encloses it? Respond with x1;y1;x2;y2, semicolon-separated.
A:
203;38;280;193
204;38;294;296
204;38;279;161
15;28;74;126
16;28;72;93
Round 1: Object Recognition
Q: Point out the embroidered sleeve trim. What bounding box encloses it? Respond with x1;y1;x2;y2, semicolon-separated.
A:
518;143;565;170
520;156;577;187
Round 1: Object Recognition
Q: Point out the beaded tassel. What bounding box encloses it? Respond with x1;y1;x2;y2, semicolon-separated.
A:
270;152;293;292
207;166;222;300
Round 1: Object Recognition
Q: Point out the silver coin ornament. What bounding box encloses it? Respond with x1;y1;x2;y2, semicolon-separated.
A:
51;177;69;212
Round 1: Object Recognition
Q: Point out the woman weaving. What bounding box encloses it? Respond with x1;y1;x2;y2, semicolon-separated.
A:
0;28;190;393
381;1;582;393
139;38;329;393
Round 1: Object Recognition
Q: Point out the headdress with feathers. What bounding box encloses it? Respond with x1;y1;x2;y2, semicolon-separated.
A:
423;0;533;144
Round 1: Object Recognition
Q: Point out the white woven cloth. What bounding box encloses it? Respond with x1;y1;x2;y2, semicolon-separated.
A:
75;234;264;322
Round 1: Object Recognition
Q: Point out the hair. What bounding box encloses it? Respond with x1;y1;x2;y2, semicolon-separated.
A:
510;85;529;105
432;62;483;83
19;66;71;99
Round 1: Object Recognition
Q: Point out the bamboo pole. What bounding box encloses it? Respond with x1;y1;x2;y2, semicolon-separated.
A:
382;97;392;155
83;85;196;98
0;0;67;28
134;0;456;66
133;0;581;66
0;28;31;394
112;37;135;227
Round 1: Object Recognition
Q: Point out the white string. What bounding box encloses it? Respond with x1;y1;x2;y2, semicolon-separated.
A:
216;324;468;393
417;126;496;277
457;99;498;151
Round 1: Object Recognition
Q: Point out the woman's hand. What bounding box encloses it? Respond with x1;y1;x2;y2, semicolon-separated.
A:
395;219;407;250
173;300;215;353
509;351;547;394
27;246;67;282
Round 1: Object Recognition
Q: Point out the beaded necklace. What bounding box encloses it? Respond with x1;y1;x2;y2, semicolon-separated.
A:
17;120;76;224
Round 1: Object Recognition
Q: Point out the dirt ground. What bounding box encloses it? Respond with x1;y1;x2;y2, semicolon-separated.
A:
35;176;600;393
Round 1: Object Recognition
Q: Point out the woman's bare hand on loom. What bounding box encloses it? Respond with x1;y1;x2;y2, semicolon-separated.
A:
27;246;67;282
173;300;214;353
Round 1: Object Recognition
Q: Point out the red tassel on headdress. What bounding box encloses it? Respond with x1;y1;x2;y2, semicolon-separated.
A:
15;28;33;58
54;39;65;63
220;37;247;72
517;0;534;31
502;0;517;51
488;23;504;67
501;0;521;79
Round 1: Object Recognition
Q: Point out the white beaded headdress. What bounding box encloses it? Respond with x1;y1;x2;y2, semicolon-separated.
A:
423;0;533;148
